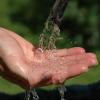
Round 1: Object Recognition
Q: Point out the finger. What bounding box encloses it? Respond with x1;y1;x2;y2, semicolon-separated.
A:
52;54;97;84
64;64;88;82
70;53;98;67
58;52;97;66
52;64;88;84
77;58;97;68
56;55;97;84
78;53;98;67
52;47;85;57
60;54;87;63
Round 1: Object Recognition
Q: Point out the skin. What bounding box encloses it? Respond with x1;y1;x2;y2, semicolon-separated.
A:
0;28;98;89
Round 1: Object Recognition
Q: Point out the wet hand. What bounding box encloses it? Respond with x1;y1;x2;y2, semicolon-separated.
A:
0;28;98;89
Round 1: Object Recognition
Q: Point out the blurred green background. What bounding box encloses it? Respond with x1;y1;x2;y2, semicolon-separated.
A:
0;0;100;94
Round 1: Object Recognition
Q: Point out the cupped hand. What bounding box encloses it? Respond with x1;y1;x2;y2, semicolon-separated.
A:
0;28;98;89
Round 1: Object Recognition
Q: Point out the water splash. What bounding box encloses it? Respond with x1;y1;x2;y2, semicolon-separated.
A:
58;84;67;100
25;0;68;99
38;18;67;100
25;88;39;100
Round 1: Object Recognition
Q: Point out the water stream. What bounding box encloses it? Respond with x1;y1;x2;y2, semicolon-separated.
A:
25;0;68;100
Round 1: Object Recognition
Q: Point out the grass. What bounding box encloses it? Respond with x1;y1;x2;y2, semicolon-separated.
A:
0;77;24;94
0;50;100;94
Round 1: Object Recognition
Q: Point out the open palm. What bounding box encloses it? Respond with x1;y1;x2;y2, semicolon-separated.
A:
0;28;97;89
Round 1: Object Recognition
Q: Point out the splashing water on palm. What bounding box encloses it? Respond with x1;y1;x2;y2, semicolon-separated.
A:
25;0;68;100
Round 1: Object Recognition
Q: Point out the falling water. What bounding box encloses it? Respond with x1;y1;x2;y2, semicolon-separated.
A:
25;88;39;100
25;0;68;100
36;13;67;100
25;20;67;100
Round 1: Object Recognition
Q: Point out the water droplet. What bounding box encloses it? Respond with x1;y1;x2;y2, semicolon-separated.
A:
37;48;44;53
58;84;67;100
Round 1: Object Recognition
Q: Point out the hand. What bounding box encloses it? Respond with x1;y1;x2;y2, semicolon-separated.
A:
0;28;98;89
